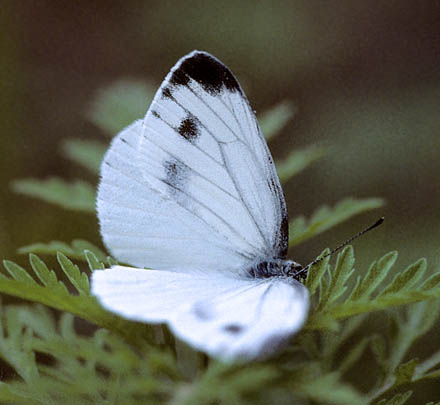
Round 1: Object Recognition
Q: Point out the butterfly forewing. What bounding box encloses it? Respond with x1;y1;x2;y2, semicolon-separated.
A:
98;51;288;270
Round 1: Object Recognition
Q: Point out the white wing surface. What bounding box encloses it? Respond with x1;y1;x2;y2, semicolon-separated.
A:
97;51;288;272
92;266;309;361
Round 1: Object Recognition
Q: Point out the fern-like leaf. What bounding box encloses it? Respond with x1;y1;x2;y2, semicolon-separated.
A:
289;197;384;246
259;100;296;140
11;178;95;212
307;249;440;329
0;255;151;347
87;78;154;135
62;139;107;174
18;239;107;262
377;391;413;405
276;144;326;184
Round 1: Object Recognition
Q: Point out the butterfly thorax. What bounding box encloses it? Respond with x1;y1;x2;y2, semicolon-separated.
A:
247;259;303;280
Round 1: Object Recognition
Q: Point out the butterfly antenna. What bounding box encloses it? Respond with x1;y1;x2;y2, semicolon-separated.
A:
293;217;384;278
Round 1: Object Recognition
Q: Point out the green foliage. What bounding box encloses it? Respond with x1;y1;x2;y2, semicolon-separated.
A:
0;248;439;403
18;239;107;262
276;144;326;184
62;139;107;174
289;197;385;246
259;100;296;140
87;78;155;135
306;248;440;329
4;80;439;403
12;178;96;213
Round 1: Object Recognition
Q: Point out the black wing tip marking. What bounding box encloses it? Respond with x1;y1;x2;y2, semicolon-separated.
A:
169;51;242;95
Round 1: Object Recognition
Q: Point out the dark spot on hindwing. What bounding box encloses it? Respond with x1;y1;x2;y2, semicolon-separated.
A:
151;110;161;119
193;302;213;321
178;114;200;143
223;324;244;334
170;52;242;95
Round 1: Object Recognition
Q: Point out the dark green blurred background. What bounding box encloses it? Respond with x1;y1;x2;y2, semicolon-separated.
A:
1;2;439;281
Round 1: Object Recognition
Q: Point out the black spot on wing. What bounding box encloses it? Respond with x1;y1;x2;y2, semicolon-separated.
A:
164;159;189;198
151;110;161;119
223;324;244;334
162;87;172;99
178;114;200;143
170;52;242;95
193;302;213;321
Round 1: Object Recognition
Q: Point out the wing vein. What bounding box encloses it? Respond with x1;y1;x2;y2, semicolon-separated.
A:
103;156;256;256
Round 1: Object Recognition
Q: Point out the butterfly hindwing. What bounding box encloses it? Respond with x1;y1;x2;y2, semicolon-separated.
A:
91;266;309;361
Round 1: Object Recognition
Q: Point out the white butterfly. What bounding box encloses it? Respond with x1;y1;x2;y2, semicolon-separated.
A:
91;51;309;362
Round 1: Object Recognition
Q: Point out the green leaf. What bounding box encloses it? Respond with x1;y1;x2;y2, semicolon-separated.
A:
377;391;412;405
310;289;440;329
305;249;330;295
84;250;105;271
320;246;355;308
0;256;153;348
56;252;89;296
3;261;36;284
422;369;440;379
180;362;278;404
348;252;398;301
62;139;107;174
87;79;155;135
0;382;42;404
420;271;440;291
394;358;418;385
276;144;326;184
307;254;440;329
338;337;370;374
29;254;68;295
0;305;175;403
0;310;39;383
415;348;440;379
370;334;387;369
295;372;366;404
18;239;107;262
379;259;426;297
259;100;296;140
289;197;384;246
12;178;95;212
